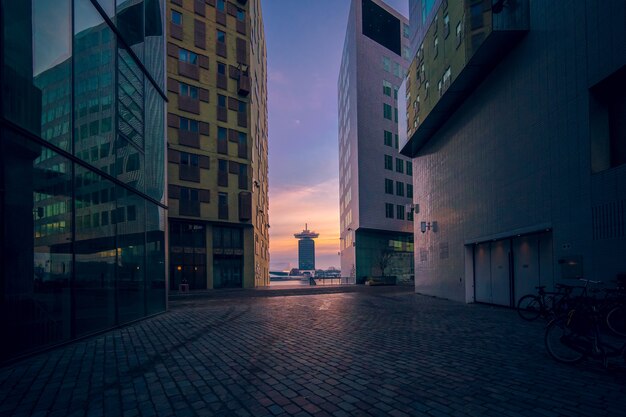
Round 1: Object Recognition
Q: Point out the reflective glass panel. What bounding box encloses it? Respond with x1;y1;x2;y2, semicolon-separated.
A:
144;80;165;203
116;0;145;60
74;165;116;335
118;47;145;149
1;136;72;357
74;0;116;167
146;203;165;314
116;187;146;324
1;0;72;150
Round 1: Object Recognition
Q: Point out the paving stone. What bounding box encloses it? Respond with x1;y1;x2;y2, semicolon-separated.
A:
0;286;625;417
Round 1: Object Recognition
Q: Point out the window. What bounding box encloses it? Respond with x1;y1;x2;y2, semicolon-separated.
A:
217;0;225;12
384;155;393;170
237;8;245;21
180;117;199;132
171;10;182;25
394;107;398;123
382;56;391;72
180;187;199;201
456;21;462;46
384;130;393;146
218;159;228;186
385;203;394;219
407;184;413;199
434;36;439;58
217;62;226;75
383;80;392;96
394;134;399;149
218;94;226;107
444;14;450;38
407;209;414;221
396;158;404;173
180;83;198;99
403;23;410;38
218;126;227;140
392;61;400;78
396;182;404;197
180;152;199;166
217;30;226;43
218;192;228;219
443;67;452;88
179;48;198;64
406;161;413;176
393;86;398;100
396;205;405;220
590;66;626;171
383;103;392;120
470;2;483;29
385;179;393;194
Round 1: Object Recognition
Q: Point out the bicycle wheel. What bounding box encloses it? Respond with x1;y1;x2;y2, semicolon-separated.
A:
606;305;626;337
517;295;542;321
544;317;586;364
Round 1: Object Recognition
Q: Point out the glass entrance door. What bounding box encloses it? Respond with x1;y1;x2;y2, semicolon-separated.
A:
214;257;242;288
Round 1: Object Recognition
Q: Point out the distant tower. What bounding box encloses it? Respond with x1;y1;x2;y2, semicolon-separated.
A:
294;224;319;270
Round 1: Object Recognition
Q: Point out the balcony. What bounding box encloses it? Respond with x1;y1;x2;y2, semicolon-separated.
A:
236;20;246;35
237;74;250;97
217;107;228;122
178;61;199;81
237;111;247;128
179;165;200;182
169;22;183;40
238;192;251;221
178;96;200;114
237;141;247;158
217;73;228;90
400;0;529;158
180;200;200;217
178;130;200;148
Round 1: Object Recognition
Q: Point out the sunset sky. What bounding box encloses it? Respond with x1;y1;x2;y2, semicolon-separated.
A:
262;0;409;271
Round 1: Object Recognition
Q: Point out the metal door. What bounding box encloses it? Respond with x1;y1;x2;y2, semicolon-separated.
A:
513;235;540;305
491;240;512;306
474;242;492;303
538;232;554;288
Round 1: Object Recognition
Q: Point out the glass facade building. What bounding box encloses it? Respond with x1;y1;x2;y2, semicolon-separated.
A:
0;0;167;363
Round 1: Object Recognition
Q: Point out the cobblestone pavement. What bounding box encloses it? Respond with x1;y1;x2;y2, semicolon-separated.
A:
1;286;625;417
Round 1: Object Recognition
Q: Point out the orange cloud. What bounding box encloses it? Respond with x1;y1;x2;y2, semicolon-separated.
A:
269;178;340;270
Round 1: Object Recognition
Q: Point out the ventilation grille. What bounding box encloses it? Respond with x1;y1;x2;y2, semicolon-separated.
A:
592;200;626;240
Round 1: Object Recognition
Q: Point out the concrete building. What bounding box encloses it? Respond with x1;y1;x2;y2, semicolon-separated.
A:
338;0;415;284
166;0;269;290
0;0;167;363
401;0;626;305
294;225;318;271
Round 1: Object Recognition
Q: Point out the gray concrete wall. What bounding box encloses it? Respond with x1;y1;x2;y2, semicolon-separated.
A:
412;0;626;302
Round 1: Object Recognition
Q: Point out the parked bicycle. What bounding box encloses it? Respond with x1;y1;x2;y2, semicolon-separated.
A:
516;283;579;321
602;286;626;337
544;279;626;368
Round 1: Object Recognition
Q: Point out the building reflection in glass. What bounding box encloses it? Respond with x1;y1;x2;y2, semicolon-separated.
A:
0;0;166;362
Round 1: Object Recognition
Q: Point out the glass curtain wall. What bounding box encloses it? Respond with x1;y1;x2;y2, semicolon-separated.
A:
0;0;166;362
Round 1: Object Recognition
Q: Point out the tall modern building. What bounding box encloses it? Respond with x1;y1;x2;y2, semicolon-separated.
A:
338;0;415;284
401;0;626;305
0;0;167;362
294;225;318;271
166;0;269;289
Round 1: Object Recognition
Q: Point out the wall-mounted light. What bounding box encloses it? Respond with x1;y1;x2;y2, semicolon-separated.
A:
420;221;437;233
